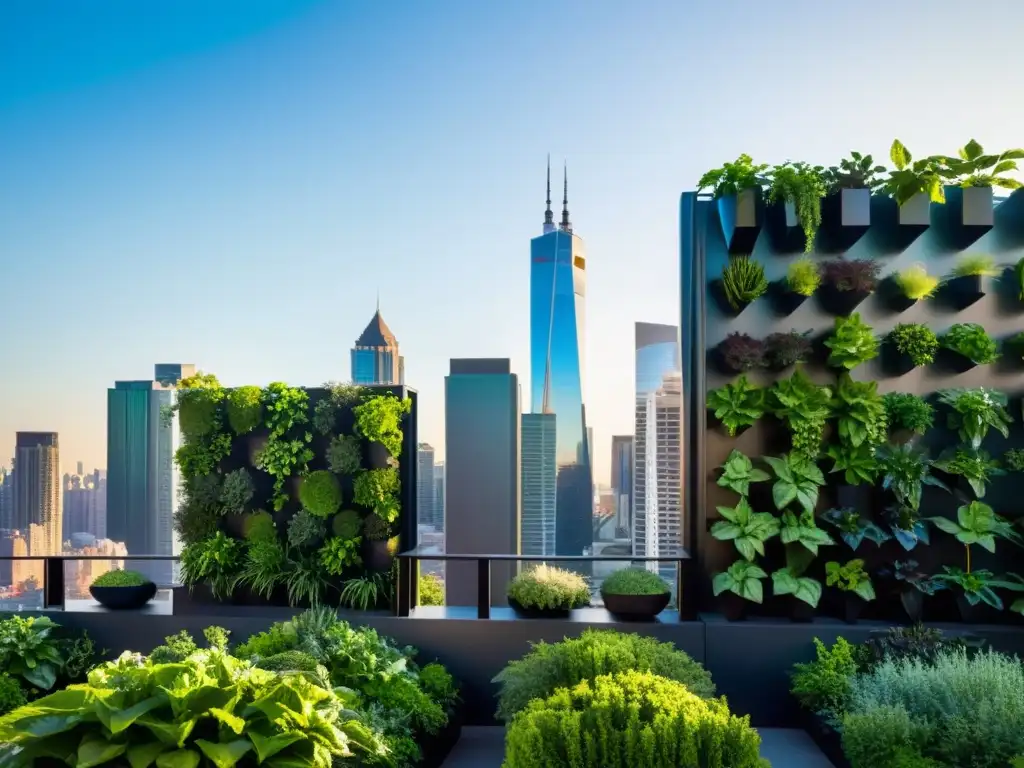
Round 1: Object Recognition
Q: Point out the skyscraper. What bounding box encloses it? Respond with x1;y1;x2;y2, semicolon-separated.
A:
445;358;521;607
632;323;681;564
351;305;404;385
0;464;12;531
107;364;194;585
433;461;445;533
416;443;437;530
530;158;593;558
63;464;107;541
13;433;62;557
521;413;556;556
642;372;682;578
610;435;634;535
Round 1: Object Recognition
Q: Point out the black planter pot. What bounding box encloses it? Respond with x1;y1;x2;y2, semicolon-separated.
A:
843;594;866;624
363;537;397;573
943;273;991;309
936;346;979;374
419;708;465;768
366;441;393;470
90;582;157;610
508;596;572;619
602;591;671;621
717;189;763;254
900;588;924;623
802;711;852;768
789;599;815;623
944;186;994;247
709;280;754;317
881;340;918;376
820;189;871;252
880;275;917;313
817;284;871;315
956;593;982;623
718;592;747;622
766;200;808;253
768;279;808;316
899;193;931;228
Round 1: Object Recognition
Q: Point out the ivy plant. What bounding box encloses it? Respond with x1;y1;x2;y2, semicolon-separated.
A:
825;313;879;370
779;510;834;555
932;448;1005;498
825;559;876;602
764;453;825;515
707;375;765;436
716;449;770;497
937;387;1012;449
940;323;999;365
766;161;827;251
821;507;892;551
710;498;780;561
696;154;768;197
712;560;768;604
766;369;832;458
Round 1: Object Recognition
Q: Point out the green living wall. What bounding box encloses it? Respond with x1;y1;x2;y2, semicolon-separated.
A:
171;374;414;609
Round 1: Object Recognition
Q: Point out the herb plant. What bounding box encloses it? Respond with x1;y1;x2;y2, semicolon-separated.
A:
718;333;765;372
235;537;287;599
779;510;834;555
331;509;363;539
935;567;1023;612
287;508;326;549
711;498;780;561
353;394;412;456
363;513;392;541
764;453;825;514
766;161;827;251
0;617;65;691
888;323;938;367
830;374;887;449
179;531;243;600
883;392;935;435
771;567;822;608
786;258;821;296
822;507;892;551
257;382;314;511
940;323;999;364
766;369;832;457
707;375;765;436
937;387;1012;449
825;559;876;601
90;570;150;588
940;139;1024;190
894;264;939;300
696;154;768;197
789;636;859;719
822;151;887;193
721;254;769;311
319;536;363;575
1004;449;1024;472
819;258;881;294
219;467;254;516
507;565;590;611
882;139;947;205
601;568;670;596
825;443;879;485
353;468;401;521
339;574;388;611
712;560;767;604
950;253;1000;277
327;434;363;475
225;384;262;435
287;553;333;606
932;448;1004;498
764;330;812;369
825;313;879;370
877;444;948;513
716;449;770;497
300;470;344;518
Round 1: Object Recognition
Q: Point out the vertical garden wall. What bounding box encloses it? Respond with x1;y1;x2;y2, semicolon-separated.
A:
171;375;417;610
681;142;1024;624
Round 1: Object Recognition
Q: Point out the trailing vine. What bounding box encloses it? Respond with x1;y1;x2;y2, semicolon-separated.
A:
766;162;827;252
256;382;314;511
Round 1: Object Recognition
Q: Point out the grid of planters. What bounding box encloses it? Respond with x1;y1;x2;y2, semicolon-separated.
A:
171;373;415;610
0;611;462;767
697;139;1024;623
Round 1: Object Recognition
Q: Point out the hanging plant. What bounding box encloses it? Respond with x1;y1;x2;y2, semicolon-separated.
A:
353;395;412;456
766;161;827;252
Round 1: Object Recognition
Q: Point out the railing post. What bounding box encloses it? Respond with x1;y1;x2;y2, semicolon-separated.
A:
396;556;412;617
677;557;686;620
43;558;64;610
477;558;490;619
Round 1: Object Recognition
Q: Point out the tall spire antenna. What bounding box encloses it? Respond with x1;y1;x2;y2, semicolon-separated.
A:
376;290;380;313
560;161;572;232
543;155;555;234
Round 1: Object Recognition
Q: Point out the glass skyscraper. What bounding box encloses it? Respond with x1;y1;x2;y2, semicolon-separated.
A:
351;306;404;385
521;413;556;556
529;160;593;558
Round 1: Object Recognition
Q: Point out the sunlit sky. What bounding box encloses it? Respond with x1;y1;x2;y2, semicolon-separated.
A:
2;0;1024;483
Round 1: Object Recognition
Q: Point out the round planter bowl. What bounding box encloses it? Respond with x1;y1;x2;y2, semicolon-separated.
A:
508;595;573;619
601;591;670;621
90;582;157;610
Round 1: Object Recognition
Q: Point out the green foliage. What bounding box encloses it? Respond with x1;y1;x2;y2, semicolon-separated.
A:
363;513;393;541
790;636;859;718
825;313;879;370
299;470;343;518
716;449;770;497
764;452;825;515
326;434;363;475
173;430;232;479
883;139;947;205
418;572;445;606
507;565;590;611
932;449;1004;498
175;372;225;440
825;558;875;601
0;674;25;717
719;332;765;372
419;663;458;712
319;536;363;575
493;629;715;722
180;531;243;600
787;257;821;296
288;508;326;548
888;323;938;367
219;467;254;516
820;258;881;293
312;382;367;435
883;392;935;436
353;468;401;520
331;509;362;539
893;264;939;300
243;509;276;542
822;507;892;551
235;537;288;599
257;382;314;511
173;473;223;545
90;569;150;587
711;497;780;560
1016;257;1024;301
767;161;826;251
713;559;767;603
148;630;199;664
764;330;813;368
929;499;1013;553
255;649;321;673
225;385;262;435
707;375;765;437
287;553;332;607
0;617;65;692
721;254;768;310
937;387;1012;449
696;154;768;197
353;394;411;457
233;623;297;661
503;670;767;768
950;252;1000;277
826;442;880;485
823;151;887;192
779;510;834;555
771;566;822;608
1005;448;1024;472
831;373;887;449
941;138;1024;189
857;624;974;673
601;567;669;596
940;322;999;364
767;368;832;458
340;574;389;611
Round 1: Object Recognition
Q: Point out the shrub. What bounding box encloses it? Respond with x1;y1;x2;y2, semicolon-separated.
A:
318;535;362;575
327;434;363;475
894;264;939;300
364;513;393;540
494;628;715;721
287;509;325;549
331;509;363;539
419;662;458;712
951;253;1000;277
173;473;223;545
722;254;768;310
256;649;321;673
790;637;859;720
419;572;444;606
90;569;150;587
820;258;880;293
787;257;821;296
175;373;224;439
883;392;934;436
940;322;999;364
889;323;938;367
825;313;879;370
0;674;25;716
353;468;401;517
764;330;812;369
243;509;277;542
225;384;263;434
503;671;767;768
1005;448;1024;472
719;333;765;372
353;394;411;456
219;467;254;515
507;565;590;611
601;568;669;596
299;470;343;518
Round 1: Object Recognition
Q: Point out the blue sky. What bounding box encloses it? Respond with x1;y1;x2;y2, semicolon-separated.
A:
2;0;1023;483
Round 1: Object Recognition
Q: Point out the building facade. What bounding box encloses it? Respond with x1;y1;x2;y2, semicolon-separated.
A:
444;358;521;607
416;443;437;530
642;371;682;579
107;364;194;585
632;322;681;562
521;413;556;556
529;160;593;558
0;465;12;531
13;433;62;557
610;435;634;536
63;463;107;541
433;461;445;533
351;307;404;385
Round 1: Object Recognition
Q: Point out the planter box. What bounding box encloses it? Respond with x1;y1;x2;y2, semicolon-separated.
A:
768;279;808;316
843;594;866;624
718;592;748;621
880;340;917;376
419;708;466;768
602;591;671;621
801;711;851;768
943;273;991;309
766;200;807;253
936;346;979;374
717;189;763;254
817;284;871;315
899;193;931;228
709;279;756;317
880;275;917;313
820;189;871;251
508;596;574;619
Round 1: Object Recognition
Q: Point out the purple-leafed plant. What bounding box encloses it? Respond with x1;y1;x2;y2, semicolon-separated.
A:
819;258;881;293
719;333;766;372
764;331;813;369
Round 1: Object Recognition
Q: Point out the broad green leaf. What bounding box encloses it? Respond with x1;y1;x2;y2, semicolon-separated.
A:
992;159;1017;175
963;139;983;161
738;578;763;603
710;520;740;541
929;517;962;535
795;488;818;515
155;749;201;768
712;572;732;596
853;581;876;602
794;578;822;607
249;728;306;763
128;742;168;768
110;696;166;734
975;533;996;553
196;739;253;768
137;715;197;748
207;707;246;735
735;539;757;561
23;663;57;691
891;139;910;170
772;569;798;596
77;735;127;768
773;483;797;511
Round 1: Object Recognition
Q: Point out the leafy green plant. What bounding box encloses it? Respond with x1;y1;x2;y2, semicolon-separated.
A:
764;330;813;368
507;565;590;611
826;442;880;485
242;509;276;542
299;470;343;518
831;373;887;449
713;560;767;604
1005;448;1024;472
767;161;827;251
932;448;1004;498
1016;256;1024;301
766;369;832;457
257;381;314;511
353;467;401;520
418;572;444;606
339;574;389;611
0;617;65;691
601;568;669;596
935;567;1023;611
790;636;859;719
0;675;25;717
219;467;254;516
883;392;935;436
711;498;780;560
696;154;768;197
503;670;768;768
950;253;1000;277
327;434;363;475
331;509;362;539
90;569;150;587
363;513;393;541
287;553;333;607
287;508;326;549
772;567;822;608
173;473;224;545
877;444;948;513
888;323;938;367
787;257;821;296
180;531;243;600
825;559;875;601
255;649;322;675
707;375;765;436
764;453;825;514
825;313;879;370
929;500;1016;555
716;449;769;496
493;629;714;722
940;323;1000;364
174;372;225;440
319;536;363;575
311;382;366;435
353;394;411;456
718;333;765;372
721;254;768;310
941;138;1024;189
822;507;892;551
779;510;834;555
235;537;288;599
937;387;1011;449
823;151;887;193
819;258;881;293
225;384;262;435
173;431;232;479
893;264;939;300
882;138;947;205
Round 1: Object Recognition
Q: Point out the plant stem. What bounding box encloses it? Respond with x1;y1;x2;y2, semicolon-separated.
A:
965;544;972;575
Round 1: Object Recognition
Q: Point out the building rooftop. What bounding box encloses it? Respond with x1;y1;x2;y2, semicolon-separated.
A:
355;309;398;348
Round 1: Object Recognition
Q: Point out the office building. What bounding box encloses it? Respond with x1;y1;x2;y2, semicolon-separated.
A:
633;323;681;562
610;435;633;535
63;463;107;541
640;370;683;581
107;364;194;585
444;359;520;607
529;159;593;558
13;433;62;557
417;443;437;530
351;304;404;385
433;461;445;533
521;413;556;556
0;465;12;530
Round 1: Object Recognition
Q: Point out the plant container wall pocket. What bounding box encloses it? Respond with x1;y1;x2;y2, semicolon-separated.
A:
817;284;871;315
948;185;995;241
717;188;763;254
602;591;671;621
508;596;571;619
881;339;917;376
843;594;865;623
943;273;991;309
768;279;807;316
935;346;978;374
366;441;392;470
363;538;396;573
709;280;752;318
718;592;747;621
820;188;871;251
880;276;917;313
886;192;931;250
766;200;806;253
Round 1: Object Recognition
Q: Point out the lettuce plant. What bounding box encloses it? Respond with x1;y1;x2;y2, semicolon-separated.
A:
825;313;879;370
708;375;765;436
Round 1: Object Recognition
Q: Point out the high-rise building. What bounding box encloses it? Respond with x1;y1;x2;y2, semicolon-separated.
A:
0;465;12;531
416;443;437;530
444;359;521;607
642;372;682;578
63;463;107;541
610;435;634;535
107;364;194;585
13;433;62;557
529;158;593;558
433;461;445;533
521;413;556;556
632;322;681;567
351;305;404;385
